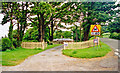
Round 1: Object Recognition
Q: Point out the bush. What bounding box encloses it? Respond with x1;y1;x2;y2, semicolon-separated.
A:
110;32;120;40
118;33;120;40
2;38;13;51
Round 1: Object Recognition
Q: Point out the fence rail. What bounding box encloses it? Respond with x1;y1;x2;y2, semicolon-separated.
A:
64;39;99;49
21;41;47;49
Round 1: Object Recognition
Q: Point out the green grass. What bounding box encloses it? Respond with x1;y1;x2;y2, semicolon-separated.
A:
62;42;111;58
0;39;1;50
0;39;1;65
1;44;62;66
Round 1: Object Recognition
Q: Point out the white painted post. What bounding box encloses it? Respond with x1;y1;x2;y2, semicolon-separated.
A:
42;40;45;49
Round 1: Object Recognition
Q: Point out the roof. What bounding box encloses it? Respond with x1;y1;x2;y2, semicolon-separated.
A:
53;38;73;41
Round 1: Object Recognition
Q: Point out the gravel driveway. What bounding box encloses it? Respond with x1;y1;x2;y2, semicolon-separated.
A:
2;45;118;71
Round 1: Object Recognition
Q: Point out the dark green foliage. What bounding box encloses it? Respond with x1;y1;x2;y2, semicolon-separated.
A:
73;28;81;42
109;32;120;40
2;38;13;51
107;3;120;40
23;27;50;42
1;2;29;47
1;2;118;44
53;30;72;39
12;30;21;47
108;20;120;33
101;26;109;33
44;27;50;42
54;30;63;39
12;30;17;38
23;28;39;42
63;31;72;38
8;23;13;43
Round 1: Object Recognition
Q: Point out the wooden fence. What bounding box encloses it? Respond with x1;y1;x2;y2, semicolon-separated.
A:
64;39;99;49
21;41;47;49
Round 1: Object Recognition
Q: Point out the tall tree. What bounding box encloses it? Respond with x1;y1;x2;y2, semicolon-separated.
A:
1;2;15;44
81;2;116;41
29;2;52;42
48;2;72;41
108;3;120;33
2;2;29;47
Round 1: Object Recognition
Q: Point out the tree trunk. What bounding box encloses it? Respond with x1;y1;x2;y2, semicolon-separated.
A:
75;26;78;42
48;26;50;38
83;26;90;41
50;18;54;41
41;14;45;41
42;24;45;40
8;3;13;43
83;5;91;41
22;2;28;38
17;20;20;47
37;14;42;42
80;24;81;42
20;2;24;42
8;23;13;42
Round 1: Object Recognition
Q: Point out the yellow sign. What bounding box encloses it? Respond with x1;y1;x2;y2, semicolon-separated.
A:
90;25;101;36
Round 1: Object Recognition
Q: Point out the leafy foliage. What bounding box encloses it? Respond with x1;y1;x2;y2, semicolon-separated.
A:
53;30;72;39
23;28;39;42
2;38;13;51
101;26;109;33
23;27;50;42
108;19;120;33
1;2;118;46
109;32;120;40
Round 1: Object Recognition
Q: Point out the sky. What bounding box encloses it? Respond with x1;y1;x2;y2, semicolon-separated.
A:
0;1;119;39
0;14;10;39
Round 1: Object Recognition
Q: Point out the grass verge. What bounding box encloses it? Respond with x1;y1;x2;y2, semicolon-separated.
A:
1;44;62;66
62;42;111;58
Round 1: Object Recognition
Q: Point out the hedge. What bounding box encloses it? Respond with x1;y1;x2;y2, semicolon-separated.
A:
109;32;120;40
2;38;13;51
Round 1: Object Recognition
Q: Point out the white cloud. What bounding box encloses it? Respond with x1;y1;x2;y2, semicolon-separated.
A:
0;14;10;38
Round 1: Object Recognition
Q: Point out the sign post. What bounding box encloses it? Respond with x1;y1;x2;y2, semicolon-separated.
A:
64;42;68;49
90;25;101;48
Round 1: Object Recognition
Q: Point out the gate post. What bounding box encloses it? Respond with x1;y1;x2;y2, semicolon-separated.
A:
42;40;45;49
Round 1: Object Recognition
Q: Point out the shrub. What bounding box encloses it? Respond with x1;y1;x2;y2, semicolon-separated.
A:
2;38;13;51
110;32;120;40
118;33;120;40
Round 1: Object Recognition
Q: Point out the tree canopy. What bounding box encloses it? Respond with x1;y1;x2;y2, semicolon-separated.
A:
1;1;119;48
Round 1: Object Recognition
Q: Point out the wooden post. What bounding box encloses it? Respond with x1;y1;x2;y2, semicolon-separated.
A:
42;40;44;49
24;42;25;48
98;37;99;45
64;42;65;49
